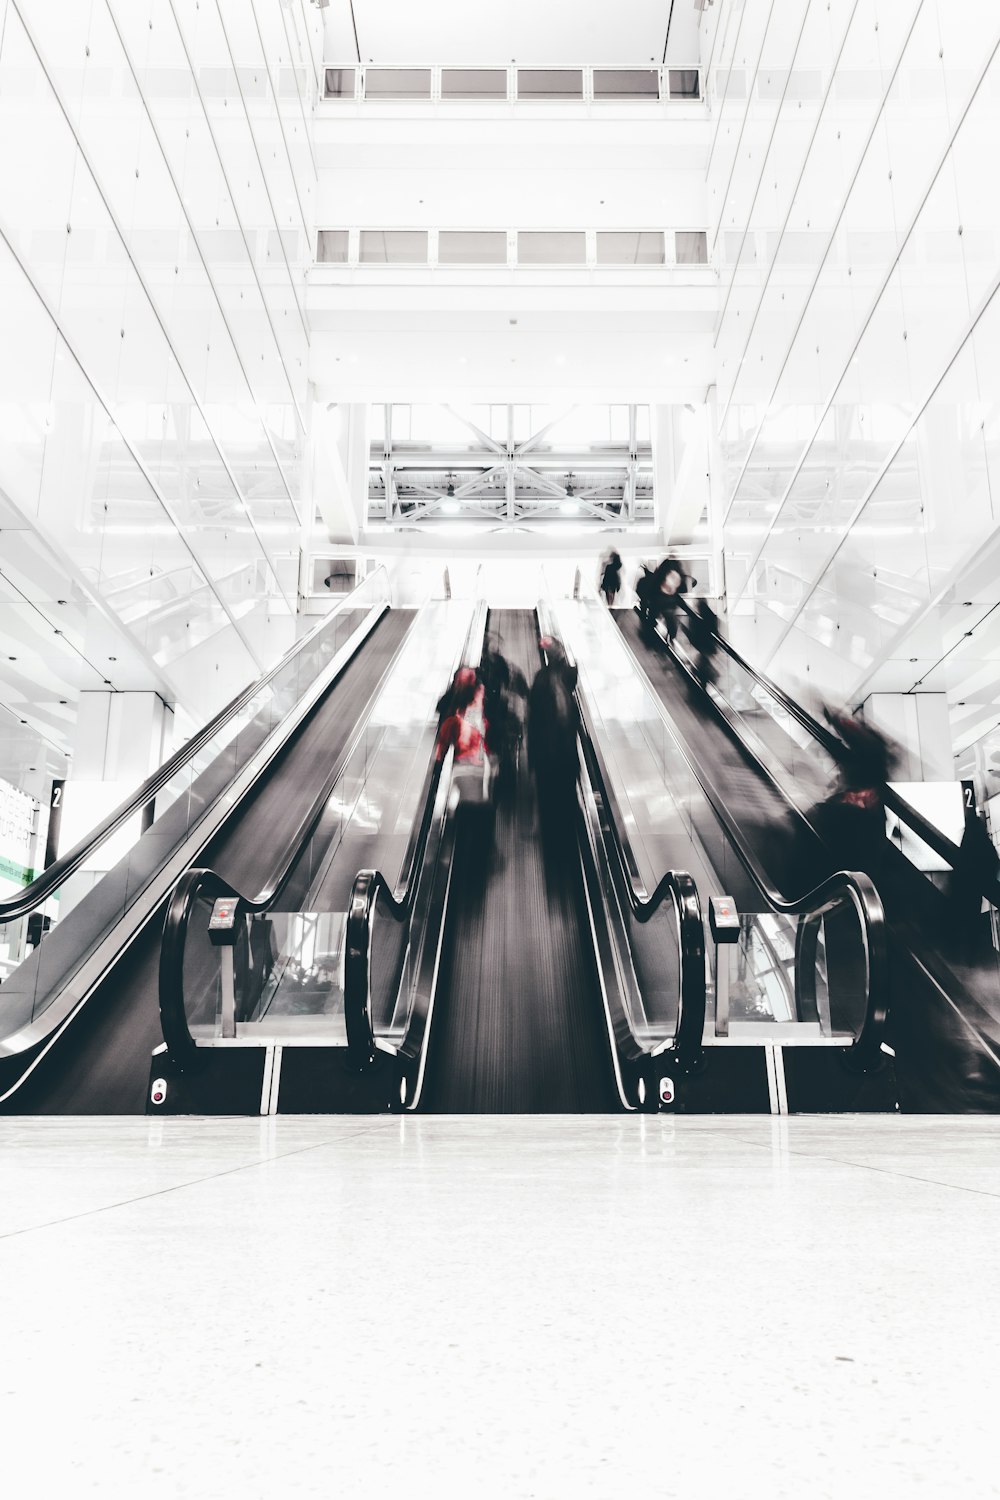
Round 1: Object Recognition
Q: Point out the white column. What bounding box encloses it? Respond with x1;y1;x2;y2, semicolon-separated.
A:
653;403;712;547
72;691;173;786
310;402;370;547
650;404;674;543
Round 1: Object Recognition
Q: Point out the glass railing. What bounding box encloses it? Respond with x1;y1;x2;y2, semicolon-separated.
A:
159;601;484;1081
0;569;392;1045
559;594;887;1064
536;603;705;1095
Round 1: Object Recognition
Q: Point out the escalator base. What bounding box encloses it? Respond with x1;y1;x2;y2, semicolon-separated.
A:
657;1043;898;1114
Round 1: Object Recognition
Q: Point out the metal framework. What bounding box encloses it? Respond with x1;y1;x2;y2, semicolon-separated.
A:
368;404;654;529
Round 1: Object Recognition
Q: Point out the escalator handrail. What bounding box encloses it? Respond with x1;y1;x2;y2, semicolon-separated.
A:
537;602;707;1064
0;567;391;926
615;603;891;1066
342;600;489;1071
673;593;998;907
160;599;486;1071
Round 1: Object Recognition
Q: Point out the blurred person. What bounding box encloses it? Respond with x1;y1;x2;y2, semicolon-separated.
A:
637;557;696;642
599;550;623;607
820;706;897;863
436;667;492;803
685;597;720;689
528;639;580;856
480;634;528;802
946;813;1000;966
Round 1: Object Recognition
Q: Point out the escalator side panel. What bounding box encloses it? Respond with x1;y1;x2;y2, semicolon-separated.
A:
5;612;415;1114
147;1046;267;1116
662;1049;771;1114
275;1047;397;1114
781;1049;898;1113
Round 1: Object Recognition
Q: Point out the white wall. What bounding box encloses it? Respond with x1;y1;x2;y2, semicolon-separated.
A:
706;0;1000;759
0;0;323;792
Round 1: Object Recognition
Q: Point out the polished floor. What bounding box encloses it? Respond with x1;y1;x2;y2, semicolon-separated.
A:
2;1116;998;1497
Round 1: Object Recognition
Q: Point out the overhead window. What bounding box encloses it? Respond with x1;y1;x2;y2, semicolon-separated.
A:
324;68;356;99
518;231;586;264
363;68;431;99
359;230;428;264
596;231;665;264
593;69;660;99
316;230;349;264
441;69;507;99
668;69;701;99
675;231;708;264
517;69;583;100
438;231;508;265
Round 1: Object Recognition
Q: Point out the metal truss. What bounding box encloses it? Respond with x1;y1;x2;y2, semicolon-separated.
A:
368;404;654;529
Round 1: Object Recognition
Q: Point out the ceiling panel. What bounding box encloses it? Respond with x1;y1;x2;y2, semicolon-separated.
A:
324;0;685;68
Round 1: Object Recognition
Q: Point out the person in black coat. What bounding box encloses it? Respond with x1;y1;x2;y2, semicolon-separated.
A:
637;557;695;641
685;597;719;688
599;551;623;606
528;640;580;855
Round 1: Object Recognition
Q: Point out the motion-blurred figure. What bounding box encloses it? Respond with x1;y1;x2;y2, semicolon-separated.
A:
685;597;719;689
636;557;696;642
479;634;528;802
946;814;1000;965
436;667;491;802
529;639;580;856
599;550;623;606
821;706;897;863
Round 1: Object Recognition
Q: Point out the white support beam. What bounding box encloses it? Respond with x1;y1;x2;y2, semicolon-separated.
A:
314;403;370;545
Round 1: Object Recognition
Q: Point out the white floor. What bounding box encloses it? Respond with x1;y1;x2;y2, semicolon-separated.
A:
2;1116;998;1499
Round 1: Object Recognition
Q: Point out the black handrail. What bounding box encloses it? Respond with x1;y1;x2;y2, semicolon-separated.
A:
343;762;445;1070
160;599;487;1071
581;733;707;1066
602;601;891;1068
536;602;707;1066
0;568;390;926
342;600;489;1071
672;592;998;908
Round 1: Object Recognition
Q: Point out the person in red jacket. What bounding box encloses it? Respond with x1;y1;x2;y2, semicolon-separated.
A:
436;667;488;766
436;667;494;872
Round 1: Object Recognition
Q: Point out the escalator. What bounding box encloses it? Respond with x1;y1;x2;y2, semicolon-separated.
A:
154;603;707;1114
614;606;1000;1111
0;572;432;1112
420;610;619;1112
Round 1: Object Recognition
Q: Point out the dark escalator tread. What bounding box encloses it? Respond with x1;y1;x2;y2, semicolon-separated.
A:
421;609;619;1113
7;610;414;1114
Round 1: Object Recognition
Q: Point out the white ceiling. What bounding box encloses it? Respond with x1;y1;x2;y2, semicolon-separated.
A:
322;0;700;68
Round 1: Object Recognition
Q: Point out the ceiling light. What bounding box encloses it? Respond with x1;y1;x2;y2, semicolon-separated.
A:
561;500;580;516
